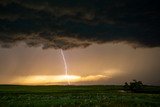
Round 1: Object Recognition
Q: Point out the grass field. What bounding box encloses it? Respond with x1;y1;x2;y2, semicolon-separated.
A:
0;85;160;107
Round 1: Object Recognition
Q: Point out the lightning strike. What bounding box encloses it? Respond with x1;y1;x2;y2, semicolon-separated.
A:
60;49;70;85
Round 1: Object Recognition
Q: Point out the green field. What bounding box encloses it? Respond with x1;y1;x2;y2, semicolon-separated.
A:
0;85;160;107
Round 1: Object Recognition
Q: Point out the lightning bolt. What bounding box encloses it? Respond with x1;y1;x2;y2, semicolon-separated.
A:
60;49;70;85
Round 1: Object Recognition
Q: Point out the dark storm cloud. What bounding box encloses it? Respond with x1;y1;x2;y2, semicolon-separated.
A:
0;0;159;49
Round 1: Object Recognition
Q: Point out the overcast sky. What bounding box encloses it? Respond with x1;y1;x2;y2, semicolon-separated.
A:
0;0;159;85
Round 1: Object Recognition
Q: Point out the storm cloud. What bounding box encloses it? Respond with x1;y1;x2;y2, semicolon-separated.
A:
0;0;159;49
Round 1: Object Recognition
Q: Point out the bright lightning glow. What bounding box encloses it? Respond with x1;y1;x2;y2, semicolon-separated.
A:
60;49;70;85
10;74;107;85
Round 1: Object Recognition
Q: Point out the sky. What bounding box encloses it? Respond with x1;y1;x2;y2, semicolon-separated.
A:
0;42;160;85
0;0;159;85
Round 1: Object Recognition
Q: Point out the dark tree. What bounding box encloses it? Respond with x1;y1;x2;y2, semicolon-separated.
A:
123;80;144;92
123;82;130;91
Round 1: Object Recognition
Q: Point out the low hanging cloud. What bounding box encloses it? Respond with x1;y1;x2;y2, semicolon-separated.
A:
0;0;159;49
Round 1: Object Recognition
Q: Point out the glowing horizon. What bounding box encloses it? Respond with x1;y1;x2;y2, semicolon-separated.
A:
9;74;107;85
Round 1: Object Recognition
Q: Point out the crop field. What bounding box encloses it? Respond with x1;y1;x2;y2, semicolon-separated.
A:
0;85;160;107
